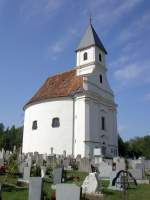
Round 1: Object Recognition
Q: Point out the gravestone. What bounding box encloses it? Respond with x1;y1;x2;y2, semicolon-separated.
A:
135;163;145;177
41;166;46;178
29;177;43;200
0;158;4;167
129;168;143;180
78;158;91;172
27;156;32;168
53;168;63;185
0;152;3;160
36;154;44;166
63;150;66;158
23;166;31;181
56;184;80;200
98;161;112;178
82;172;101;194
13;145;16;153
18;161;27;174
63;158;70;169
94;148;103;164
76;155;81;162
108;171;122;191
46;155;56;167
145;160;150;170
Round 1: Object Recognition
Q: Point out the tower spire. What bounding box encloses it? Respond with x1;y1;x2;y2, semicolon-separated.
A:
89;15;92;25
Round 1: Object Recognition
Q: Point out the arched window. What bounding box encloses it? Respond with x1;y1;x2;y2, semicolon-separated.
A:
52;117;60;128
99;53;102;62
83;52;88;60
32;120;37;130
101;116;105;130
99;74;103;83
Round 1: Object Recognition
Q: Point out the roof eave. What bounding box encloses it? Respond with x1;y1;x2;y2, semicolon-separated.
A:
75;44;107;54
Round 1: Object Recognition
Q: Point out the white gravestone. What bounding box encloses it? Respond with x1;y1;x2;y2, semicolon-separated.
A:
82;172;101;194
23;166;31;181
56;184;80;200
41;166;46;178
29;177;43;200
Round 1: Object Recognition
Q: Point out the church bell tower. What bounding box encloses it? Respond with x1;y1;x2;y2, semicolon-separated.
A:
76;21;107;76
74;21;118;158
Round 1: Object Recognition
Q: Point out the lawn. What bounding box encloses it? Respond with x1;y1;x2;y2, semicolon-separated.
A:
0;173;150;200
102;180;150;200
2;189;28;200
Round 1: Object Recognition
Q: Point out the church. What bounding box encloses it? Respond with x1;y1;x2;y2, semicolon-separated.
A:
22;22;118;158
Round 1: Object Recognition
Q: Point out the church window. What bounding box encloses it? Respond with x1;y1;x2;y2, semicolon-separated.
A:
83;52;88;60
32;120;37;130
101;116;105;130
99;53;102;62
52;118;60;128
100;74;103;83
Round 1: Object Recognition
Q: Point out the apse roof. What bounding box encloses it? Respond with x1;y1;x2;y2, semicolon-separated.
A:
24;69;83;108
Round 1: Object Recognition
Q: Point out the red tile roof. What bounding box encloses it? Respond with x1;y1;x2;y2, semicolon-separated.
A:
25;69;83;107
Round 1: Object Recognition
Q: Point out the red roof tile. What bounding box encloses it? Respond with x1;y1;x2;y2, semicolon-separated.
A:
25;69;83;107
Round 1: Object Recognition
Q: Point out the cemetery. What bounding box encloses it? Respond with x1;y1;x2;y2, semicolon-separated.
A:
0;147;150;199
0;1;149;199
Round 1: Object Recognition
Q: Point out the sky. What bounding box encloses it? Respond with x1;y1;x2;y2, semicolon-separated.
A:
0;0;150;141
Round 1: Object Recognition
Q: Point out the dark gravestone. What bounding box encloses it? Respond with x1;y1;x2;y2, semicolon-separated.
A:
53;168;63;185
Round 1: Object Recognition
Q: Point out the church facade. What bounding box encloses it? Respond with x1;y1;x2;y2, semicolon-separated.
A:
22;23;118;158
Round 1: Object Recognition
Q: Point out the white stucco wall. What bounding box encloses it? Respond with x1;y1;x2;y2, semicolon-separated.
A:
76;46;95;66
74;96;86;157
22;98;74;155
76;46;105;67
84;97;118;158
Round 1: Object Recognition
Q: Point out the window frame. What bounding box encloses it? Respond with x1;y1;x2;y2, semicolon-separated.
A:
83;52;88;60
32;120;38;130
99;74;103;83
99;53;102;62
101;116;105;131
52;117;60;128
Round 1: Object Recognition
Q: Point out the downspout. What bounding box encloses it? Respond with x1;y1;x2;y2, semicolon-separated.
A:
69;92;76;157
72;97;75;156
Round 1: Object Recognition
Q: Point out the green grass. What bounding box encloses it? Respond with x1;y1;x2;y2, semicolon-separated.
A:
0;175;18;185
1;173;150;200
2;189;28;200
102;181;150;200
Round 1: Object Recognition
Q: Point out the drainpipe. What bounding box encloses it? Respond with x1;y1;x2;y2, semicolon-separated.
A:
69;92;76;157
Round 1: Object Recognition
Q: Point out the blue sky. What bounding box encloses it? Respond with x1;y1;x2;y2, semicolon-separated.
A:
0;0;150;140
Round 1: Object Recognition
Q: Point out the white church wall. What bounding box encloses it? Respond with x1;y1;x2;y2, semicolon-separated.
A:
74;96;86;157
84;97;118;158
95;46;105;66
85;70;114;102
76;46;95;66
22;98;74;155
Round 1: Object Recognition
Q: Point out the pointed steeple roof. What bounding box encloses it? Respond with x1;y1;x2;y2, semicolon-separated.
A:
76;23;107;54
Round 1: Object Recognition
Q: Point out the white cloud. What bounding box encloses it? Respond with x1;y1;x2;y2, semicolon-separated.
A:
48;27;78;57
118;11;150;44
85;0;143;29
20;0;64;22
114;64;143;81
